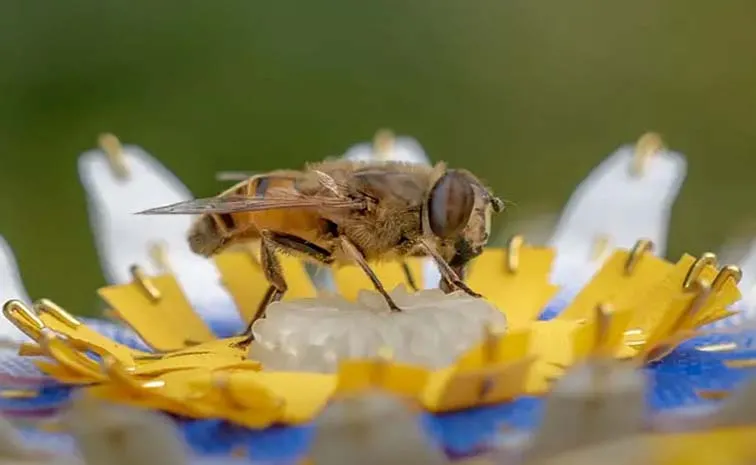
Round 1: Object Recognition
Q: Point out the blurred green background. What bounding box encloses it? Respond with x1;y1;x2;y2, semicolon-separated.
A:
1;0;755;313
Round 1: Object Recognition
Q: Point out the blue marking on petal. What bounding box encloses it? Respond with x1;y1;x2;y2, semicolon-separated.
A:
176;398;544;461
646;346;756;411
422;397;544;455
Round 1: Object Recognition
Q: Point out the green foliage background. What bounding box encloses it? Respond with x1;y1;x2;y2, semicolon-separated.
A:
1;1;754;313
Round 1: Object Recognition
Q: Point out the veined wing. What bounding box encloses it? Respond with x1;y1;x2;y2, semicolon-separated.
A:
136;193;366;215
215;171;259;181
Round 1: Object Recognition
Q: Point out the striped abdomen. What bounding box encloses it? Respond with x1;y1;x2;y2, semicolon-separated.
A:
187;172;325;257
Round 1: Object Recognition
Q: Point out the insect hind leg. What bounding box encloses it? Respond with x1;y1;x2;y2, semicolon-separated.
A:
239;230;335;342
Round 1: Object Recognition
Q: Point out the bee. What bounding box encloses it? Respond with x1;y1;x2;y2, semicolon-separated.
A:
138;160;505;331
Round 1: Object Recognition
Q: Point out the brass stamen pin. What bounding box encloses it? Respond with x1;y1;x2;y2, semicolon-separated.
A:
630;132;664;177
373;129;396;160
98;133;129;179
682;253;718;291
34;299;81;329
624;239;654;275
505;235;524;273
129;265;162;302
591;234;611;261
712;265;743;292
593;302;613;358
148;241;172;274
3;300;47;341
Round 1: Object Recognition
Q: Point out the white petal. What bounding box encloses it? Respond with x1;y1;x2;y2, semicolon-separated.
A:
548;142;686;289
78;142;236;318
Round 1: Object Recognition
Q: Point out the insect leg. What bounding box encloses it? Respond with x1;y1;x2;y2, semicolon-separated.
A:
264;231;334;265
240;234;288;339
339;236;402;312
400;260;420;291
418;239;482;298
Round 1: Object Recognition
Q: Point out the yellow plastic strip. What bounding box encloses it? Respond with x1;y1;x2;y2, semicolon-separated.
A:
466;246;559;329
334;358;430;399
571;307;634;360
422;359;533;412
334;262;411;302
621;255;718;347
456;329;532;369
214;251;316;323
558;248;673;321
33;299;150;365
98;274;216;352
653;427;756;465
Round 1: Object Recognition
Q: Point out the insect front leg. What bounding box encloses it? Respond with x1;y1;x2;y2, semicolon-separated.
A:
418;239;482;298
339;236;402;312
400;260;420;292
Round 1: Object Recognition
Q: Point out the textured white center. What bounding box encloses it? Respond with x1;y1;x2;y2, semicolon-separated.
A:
248;286;507;372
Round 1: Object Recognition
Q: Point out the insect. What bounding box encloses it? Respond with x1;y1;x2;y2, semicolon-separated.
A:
137;160;505;333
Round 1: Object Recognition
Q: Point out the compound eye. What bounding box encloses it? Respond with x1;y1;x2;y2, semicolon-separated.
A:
426;170;475;239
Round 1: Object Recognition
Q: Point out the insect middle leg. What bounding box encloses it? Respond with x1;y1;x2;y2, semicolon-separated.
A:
418;239;482;298
339;236;402;312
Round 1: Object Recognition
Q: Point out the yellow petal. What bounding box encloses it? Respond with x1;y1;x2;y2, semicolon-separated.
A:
334;359;430;399
215;251;316;322
334;262;411;301
457;328;532;369
98;274;216;352
653;427;756;465
559;249;673;321
466;247;559;329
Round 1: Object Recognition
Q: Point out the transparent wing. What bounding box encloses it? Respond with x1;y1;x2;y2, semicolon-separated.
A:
136;192;365;215
215;171;258;181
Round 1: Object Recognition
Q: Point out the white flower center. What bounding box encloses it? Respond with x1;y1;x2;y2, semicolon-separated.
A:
248;286;507;372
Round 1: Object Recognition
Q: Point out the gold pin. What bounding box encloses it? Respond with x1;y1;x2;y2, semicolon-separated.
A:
675;279;712;332
0;389;38;399
2;300;46;341
682;253;718;291
481;323;503;364
98;133;129;179
593;303;613;357
643;279;713;363
373;129;396;160
630;132;664;177
725;359;756;369
129;265;162;302
148;241;172;274
591;234;611;261
478;324;503;401
624;239;654;275
33;299;81;329
712;265;743;292
504;235;524;273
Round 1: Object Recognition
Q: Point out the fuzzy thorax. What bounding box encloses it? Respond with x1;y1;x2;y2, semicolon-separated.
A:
248;286;507;372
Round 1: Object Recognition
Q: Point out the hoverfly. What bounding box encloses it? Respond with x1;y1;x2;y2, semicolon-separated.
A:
138;160;505;333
